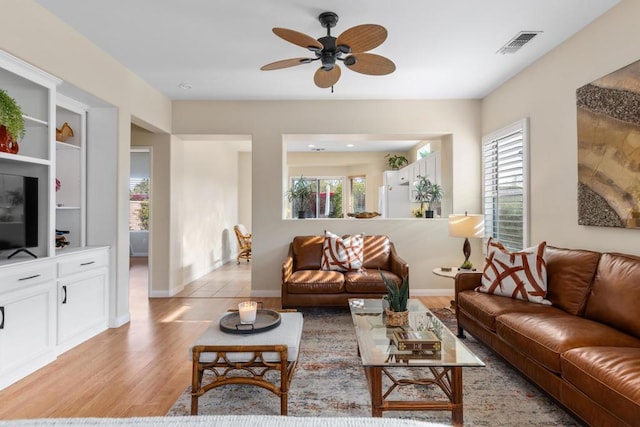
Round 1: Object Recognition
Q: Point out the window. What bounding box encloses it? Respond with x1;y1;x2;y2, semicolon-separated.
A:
482;119;529;251
129;177;149;230
349;176;366;213
288;176;344;219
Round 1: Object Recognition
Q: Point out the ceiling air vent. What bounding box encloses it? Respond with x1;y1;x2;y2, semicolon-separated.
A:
497;31;542;54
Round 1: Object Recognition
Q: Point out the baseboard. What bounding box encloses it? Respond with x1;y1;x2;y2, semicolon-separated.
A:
109;312;131;328
250;290;280;298
149;287;183;298
410;288;454;297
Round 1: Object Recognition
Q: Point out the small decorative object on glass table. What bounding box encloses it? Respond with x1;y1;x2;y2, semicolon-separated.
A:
380;272;409;326
348;298;484;426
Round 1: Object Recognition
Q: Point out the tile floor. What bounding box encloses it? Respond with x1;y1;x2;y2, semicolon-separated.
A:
129;258;251;298
137;259;251;298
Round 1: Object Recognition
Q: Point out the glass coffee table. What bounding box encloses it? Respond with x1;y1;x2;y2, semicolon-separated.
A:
348;298;484;426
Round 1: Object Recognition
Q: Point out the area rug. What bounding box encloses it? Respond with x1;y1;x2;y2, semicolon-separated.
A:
167;308;580;426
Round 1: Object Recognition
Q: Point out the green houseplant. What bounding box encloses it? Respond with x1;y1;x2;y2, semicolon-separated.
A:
0;89;25;153
414;175;443;218
385;154;409;170
285;175;313;219
380;271;409;326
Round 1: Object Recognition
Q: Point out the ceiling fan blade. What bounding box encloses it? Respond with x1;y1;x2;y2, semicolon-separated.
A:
261;58;313;71
314;65;341;88
336;24;387;53
273;28;323;51
346;53;396;75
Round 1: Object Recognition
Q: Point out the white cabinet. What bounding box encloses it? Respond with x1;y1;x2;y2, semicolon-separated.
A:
56;247;109;354
0;259;57;391
409;152;441;202
398;166;410;185
0;50;111;391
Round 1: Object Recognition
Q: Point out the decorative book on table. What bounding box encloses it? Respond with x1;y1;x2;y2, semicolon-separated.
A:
393;330;441;352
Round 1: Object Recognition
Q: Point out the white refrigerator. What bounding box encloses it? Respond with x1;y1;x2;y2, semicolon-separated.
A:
378;171;414;218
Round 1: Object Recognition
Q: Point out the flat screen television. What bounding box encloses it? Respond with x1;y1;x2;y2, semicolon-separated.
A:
0;173;38;258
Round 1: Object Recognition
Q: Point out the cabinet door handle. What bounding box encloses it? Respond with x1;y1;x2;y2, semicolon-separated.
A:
18;274;41;281
80;261;95;266
0;306;4;329
62;285;67;304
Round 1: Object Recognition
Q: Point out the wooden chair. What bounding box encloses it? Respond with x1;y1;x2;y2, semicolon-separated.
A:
234;224;252;264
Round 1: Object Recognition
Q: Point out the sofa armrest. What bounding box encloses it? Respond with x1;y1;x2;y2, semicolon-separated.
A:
389;243;409;279
282;260;293;286
454;272;482;337
455;271;482;294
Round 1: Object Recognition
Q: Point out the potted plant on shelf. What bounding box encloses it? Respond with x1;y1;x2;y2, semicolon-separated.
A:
384;153;409;170
285;175;313;219
0;89;25;154
414;175;443;218
380;271;409;326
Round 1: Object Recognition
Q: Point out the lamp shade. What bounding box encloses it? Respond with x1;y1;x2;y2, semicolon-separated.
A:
448;214;484;238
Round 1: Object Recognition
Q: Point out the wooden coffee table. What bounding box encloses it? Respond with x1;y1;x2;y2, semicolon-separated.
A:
348;298;484;426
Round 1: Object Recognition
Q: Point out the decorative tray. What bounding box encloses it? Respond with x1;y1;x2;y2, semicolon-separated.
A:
219;309;281;334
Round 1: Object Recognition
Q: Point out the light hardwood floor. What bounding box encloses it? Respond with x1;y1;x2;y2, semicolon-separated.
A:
0;259;451;420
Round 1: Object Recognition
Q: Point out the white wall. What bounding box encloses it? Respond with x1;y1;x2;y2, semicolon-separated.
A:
173;100;483;296
238;152;252;231
180;140;241;285
481;0;640;256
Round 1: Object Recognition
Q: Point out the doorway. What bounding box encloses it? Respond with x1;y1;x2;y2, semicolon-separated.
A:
129;148;151;300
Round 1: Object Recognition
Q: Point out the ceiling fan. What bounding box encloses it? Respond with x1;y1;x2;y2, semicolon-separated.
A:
260;11;396;90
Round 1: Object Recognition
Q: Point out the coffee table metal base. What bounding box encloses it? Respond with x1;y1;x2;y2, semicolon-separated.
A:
364;365;463;426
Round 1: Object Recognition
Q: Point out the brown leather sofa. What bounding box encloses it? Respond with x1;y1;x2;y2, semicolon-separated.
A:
282;235;408;308
455;246;640;427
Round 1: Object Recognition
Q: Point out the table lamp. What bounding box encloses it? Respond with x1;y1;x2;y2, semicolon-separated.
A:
449;213;485;270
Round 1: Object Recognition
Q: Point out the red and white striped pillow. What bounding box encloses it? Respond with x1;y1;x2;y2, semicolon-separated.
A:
476;238;551;305
321;231;364;272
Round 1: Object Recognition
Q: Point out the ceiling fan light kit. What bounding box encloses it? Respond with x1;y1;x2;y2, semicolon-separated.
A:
261;11;395;90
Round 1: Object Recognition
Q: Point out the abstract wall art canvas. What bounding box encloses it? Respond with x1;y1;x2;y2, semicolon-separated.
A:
577;60;640;228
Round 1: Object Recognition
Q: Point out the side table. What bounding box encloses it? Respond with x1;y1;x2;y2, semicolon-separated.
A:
189;311;304;415
432;267;458;311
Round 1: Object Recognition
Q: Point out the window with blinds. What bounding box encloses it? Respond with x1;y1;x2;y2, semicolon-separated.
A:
482;119;529;251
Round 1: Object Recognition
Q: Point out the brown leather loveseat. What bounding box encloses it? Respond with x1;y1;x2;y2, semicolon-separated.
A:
455;245;640;426
282;235;408;308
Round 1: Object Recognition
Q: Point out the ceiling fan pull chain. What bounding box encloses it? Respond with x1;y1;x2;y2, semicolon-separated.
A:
331;85;334;93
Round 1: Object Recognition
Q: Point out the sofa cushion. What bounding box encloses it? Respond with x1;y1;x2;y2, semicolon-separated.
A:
477;239;550;305
495;312;640;374
457;290;560;331
321;231;364;272
286;270;345;294
292;236;324;271
362;235;392;270
562;346;640;425
584;252;640;339
345;269;396;293
545;246;601;316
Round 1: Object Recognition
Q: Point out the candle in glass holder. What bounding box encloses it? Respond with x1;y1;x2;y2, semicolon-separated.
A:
238;301;258;324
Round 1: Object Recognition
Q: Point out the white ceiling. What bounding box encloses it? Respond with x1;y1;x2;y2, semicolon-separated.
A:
35;0;620;101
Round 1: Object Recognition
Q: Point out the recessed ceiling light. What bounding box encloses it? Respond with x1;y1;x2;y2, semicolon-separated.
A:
346;144;354;148
308;144;315;148
178;83;193;90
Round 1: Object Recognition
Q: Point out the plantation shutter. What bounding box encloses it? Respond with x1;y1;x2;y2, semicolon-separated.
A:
482;119;529;251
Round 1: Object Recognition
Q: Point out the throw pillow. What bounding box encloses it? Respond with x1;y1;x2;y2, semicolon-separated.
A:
321;231;364;272
476;238;551;305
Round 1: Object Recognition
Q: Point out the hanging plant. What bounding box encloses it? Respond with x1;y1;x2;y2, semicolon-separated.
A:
0;88;26;142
